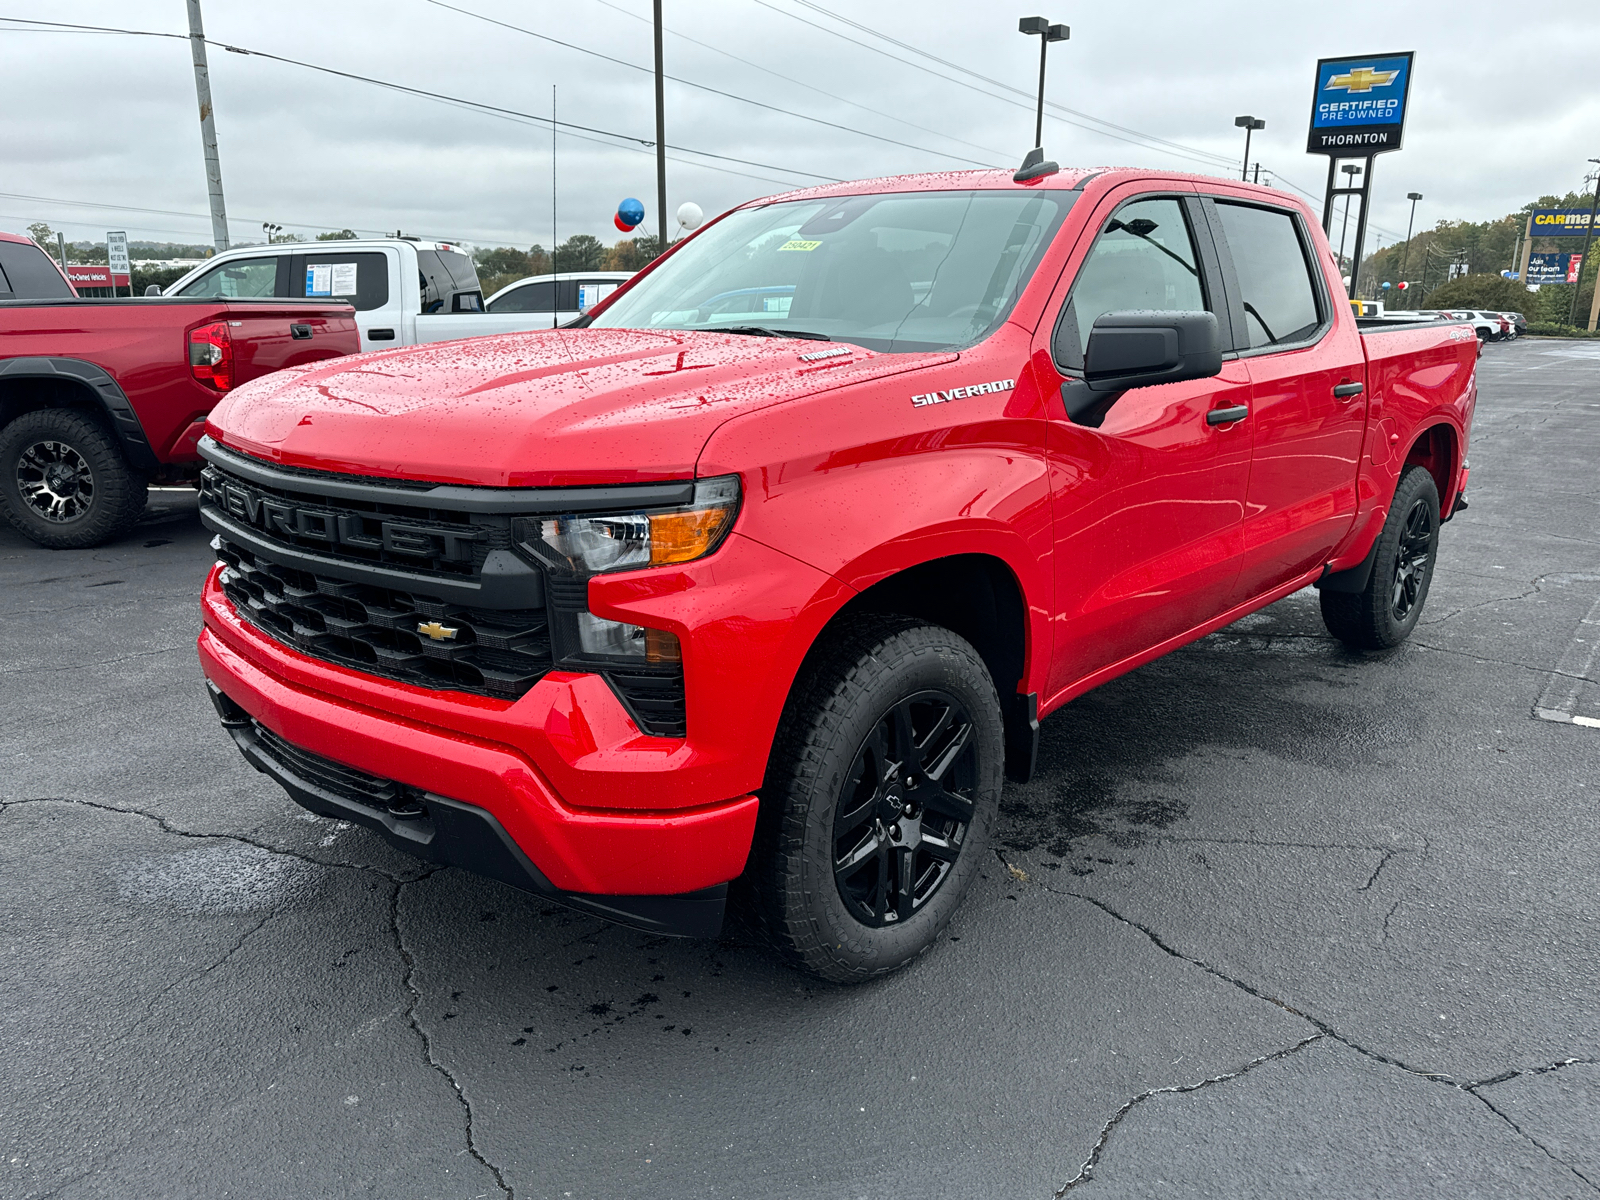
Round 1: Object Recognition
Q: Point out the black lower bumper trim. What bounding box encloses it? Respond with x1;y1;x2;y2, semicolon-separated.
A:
206;682;726;938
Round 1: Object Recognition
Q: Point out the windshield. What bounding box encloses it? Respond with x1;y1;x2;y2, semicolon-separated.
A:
588;190;1074;353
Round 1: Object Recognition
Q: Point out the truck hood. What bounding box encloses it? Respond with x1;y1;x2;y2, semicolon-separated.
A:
207;328;953;486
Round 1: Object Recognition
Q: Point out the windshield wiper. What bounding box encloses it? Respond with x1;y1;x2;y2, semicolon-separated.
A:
715;325;832;341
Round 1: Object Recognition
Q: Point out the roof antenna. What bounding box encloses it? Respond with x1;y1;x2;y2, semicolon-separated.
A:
1015;17;1068;182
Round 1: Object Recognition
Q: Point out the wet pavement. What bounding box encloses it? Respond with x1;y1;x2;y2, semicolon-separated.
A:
3;338;1597;1199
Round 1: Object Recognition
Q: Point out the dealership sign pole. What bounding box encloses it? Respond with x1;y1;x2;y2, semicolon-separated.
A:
1308;52;1415;299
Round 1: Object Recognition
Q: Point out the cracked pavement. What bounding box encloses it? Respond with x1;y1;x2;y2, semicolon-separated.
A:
3;339;1598;1198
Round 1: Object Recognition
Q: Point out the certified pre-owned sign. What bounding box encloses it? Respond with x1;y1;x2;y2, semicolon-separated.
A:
1307;52;1415;154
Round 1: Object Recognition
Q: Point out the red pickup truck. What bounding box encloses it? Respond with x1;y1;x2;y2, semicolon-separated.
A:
0;230;359;548
196;167;1477;981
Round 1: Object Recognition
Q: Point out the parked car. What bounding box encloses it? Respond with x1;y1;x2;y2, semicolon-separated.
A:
1;235;358;547
485;271;635;323
1496;311;1527;337
163;238;565;353
0;229;76;299
1442;310;1506;342
197;166;1478;982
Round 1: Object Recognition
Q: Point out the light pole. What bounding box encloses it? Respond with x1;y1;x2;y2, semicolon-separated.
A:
1234;116;1264;181
1568;158;1600;327
653;0;667;250
1398;192;1422;308
1018;17;1069;152
261;222;282;244
1336;163;1360;275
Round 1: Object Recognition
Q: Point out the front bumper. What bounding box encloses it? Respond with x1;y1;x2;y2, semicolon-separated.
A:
198;573;762;937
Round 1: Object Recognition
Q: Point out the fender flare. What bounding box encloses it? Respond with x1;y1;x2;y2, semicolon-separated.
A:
0;356;157;473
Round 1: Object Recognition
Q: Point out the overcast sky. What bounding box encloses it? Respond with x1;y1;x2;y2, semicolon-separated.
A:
3;1;1597;257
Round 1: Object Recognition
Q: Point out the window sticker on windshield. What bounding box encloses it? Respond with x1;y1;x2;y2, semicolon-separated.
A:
777;239;822;252
306;264;332;296
330;263;358;295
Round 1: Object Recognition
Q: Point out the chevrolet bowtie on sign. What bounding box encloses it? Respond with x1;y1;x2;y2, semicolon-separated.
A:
1307;52;1414;154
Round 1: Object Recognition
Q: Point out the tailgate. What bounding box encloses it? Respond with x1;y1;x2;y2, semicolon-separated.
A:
219;300;361;386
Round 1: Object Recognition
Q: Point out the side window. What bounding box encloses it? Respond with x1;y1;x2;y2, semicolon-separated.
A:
416;249;485;314
176;257;278;299
297;251;390;311
488;280;553;313
0;241;74;299
1054;197;1206;370
1213;203;1322;349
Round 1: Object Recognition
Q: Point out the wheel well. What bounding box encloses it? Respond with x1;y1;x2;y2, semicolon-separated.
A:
797;553;1036;780
0;375;109;436
1403;423;1458;509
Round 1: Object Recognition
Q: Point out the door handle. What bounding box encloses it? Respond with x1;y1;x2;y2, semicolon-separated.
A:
367;328;396;341
1333;382;1364;398
1206;405;1249;426
290;323;313;340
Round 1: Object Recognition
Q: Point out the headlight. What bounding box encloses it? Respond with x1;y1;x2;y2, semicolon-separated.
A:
519;475;740;575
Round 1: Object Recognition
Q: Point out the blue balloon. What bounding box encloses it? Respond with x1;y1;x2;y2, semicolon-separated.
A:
617;197;645;227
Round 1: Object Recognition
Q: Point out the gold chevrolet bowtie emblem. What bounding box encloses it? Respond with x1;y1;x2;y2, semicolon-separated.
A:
417;621;459;642
1326;67;1399;93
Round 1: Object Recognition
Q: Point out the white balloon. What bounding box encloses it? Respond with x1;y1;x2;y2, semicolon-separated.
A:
676;201;704;231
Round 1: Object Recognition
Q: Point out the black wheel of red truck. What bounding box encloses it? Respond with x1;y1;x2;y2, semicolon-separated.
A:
0;409;147;549
749;616;1004;983
1320;464;1440;650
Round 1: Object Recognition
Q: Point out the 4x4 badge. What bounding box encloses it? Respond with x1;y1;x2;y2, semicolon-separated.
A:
910;378;1015;407
417;621;459;641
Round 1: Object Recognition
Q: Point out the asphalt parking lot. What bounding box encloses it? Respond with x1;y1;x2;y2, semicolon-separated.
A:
4;337;1598;1200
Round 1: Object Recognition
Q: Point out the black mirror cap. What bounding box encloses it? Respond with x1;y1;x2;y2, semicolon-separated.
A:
1083;310;1222;393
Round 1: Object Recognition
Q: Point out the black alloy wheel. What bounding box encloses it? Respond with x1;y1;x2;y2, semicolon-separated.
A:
743;616;1004;983
16;438;95;523
1390;498;1436;622
832;689;977;927
1319;463;1441;650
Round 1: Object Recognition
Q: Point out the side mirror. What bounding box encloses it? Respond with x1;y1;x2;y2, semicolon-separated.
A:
1061;310;1221;426
1083;310;1221;392
144;284;163;296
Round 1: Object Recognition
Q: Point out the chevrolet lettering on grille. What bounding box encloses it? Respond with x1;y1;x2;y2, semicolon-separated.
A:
203;473;483;563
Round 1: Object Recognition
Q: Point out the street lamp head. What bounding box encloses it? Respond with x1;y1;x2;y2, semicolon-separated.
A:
1342;164;1360;177
1018;16;1047;34
1407;192;1423;201
1234;115;1254;128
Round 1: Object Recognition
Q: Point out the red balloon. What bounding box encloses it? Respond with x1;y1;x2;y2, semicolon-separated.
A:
615;213;636;232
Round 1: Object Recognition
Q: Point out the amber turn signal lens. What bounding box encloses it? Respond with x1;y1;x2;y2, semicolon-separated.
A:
645;627;682;664
648;505;735;566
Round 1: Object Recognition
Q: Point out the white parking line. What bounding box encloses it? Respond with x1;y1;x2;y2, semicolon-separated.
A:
1534;592;1600;728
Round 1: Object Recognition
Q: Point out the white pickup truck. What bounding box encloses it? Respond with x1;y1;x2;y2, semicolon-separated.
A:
163;238;558;353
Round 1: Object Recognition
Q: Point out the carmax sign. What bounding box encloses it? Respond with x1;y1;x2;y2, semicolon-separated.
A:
1531;209;1596;236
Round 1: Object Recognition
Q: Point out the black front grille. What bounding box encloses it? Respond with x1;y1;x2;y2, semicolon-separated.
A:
216;538;552;700
200;461;505;579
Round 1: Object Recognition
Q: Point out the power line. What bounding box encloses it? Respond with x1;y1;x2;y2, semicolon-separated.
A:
421;0;1000;168
748;0;1236;172
789;0;1239;169
589;0;1014;164
0;16;837;188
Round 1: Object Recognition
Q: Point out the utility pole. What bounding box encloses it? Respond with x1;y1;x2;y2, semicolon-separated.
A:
1252;162;1261;184
1567;158;1600;327
1398;192;1421;308
654;0;667;252
186;0;230;253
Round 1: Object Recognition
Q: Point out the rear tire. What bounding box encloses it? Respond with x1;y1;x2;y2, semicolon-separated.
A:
0;409;147;549
1320;464;1440;650
747;616;1004;983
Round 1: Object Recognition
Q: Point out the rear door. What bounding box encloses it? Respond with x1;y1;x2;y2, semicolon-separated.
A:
1039;188;1253;693
1205;197;1367;602
289;248;402;352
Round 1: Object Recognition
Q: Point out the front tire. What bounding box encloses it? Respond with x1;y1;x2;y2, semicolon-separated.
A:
1320;464;1440;650
0;409;147;549
749;617;1004;983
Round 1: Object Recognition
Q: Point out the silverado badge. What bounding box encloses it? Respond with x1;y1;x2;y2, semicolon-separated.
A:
417;621;459;642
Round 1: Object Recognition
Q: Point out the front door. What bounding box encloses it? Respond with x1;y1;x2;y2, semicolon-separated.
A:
1038;193;1252;698
1205;199;1368;601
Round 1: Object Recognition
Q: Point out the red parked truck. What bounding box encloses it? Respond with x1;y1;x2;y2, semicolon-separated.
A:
0;230;359;548
196;167;1477;981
